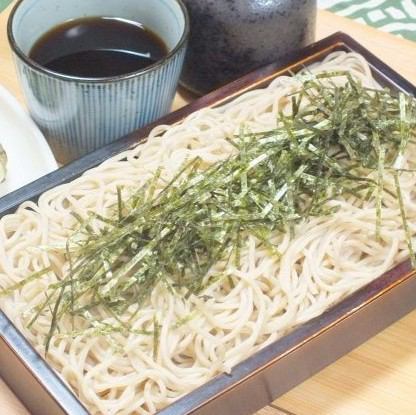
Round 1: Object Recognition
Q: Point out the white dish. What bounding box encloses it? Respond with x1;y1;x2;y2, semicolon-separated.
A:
0;84;58;197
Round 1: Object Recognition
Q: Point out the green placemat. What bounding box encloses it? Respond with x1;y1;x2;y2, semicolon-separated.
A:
0;0;11;13
319;0;416;41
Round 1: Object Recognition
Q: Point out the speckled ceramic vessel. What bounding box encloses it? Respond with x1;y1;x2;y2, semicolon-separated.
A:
181;0;316;95
8;0;189;164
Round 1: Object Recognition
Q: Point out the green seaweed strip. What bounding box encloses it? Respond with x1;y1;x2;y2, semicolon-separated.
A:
393;171;416;267
152;317;160;360
117;186;123;222
45;285;66;354
0;267;52;297
375;138;385;241
66;239;75;331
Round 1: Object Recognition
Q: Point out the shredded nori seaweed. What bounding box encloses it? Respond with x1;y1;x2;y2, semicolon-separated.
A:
1;72;416;352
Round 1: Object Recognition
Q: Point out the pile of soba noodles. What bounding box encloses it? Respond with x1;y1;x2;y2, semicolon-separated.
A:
1;52;416;414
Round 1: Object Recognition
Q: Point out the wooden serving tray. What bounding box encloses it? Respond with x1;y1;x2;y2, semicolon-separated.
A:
1;32;416;415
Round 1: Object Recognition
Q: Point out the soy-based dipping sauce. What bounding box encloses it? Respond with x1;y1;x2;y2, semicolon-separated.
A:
29;17;168;78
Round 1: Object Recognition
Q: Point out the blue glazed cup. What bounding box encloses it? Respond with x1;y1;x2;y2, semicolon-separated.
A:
8;0;189;164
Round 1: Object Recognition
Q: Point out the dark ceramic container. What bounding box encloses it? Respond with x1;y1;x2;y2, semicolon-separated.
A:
180;0;317;95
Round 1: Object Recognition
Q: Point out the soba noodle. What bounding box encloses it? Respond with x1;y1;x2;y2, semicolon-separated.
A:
0;52;415;414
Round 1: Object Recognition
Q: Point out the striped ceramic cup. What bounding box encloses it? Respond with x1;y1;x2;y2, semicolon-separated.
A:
8;0;189;164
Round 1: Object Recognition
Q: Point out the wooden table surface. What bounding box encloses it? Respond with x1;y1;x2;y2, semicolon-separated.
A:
1;3;416;415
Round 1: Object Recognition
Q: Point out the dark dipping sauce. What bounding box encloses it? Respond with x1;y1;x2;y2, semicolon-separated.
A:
29;17;168;78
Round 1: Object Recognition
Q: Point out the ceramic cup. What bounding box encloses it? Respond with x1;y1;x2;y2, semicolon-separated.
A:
8;0;189;164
